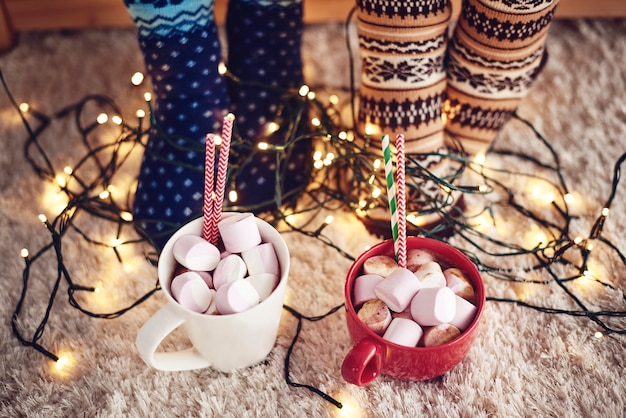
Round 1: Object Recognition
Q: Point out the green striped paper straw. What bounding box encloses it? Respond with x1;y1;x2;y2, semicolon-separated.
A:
381;134;400;261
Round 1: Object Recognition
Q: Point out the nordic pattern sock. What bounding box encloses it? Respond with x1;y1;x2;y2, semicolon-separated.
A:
355;0;460;232
125;0;229;249
444;0;560;155
225;0;310;209
356;0;451;155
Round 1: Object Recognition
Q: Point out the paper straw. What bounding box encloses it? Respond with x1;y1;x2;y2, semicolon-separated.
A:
381;134;399;260
210;113;235;244
395;134;407;269
202;133;216;242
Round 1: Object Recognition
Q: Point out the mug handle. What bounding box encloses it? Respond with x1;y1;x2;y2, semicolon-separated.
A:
341;337;384;386
135;303;210;371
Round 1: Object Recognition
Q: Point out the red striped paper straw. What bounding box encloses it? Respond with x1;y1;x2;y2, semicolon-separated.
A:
210;113;235;244
203;133;216;242
395;134;407;269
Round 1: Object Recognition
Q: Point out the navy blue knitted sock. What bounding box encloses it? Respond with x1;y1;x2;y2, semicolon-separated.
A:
226;0;311;209
125;0;229;249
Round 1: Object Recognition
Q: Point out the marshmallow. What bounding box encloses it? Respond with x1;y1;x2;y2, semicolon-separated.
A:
204;293;219;315
410;286;456;326
444;268;475;302
218;213;262;254
363;255;397;278
214;279;260;315
352;274;384;307
172;235;221;271
406;248;436;272
415;261;446;288
391;310;413;321
382;318;423;347
241;242;279;276
450;295;478;332
174;278;215;313
170;271;209;301
421;323;461;347
374;267;421;312
212;254;248;289
246;273;279;301
356;299;392;335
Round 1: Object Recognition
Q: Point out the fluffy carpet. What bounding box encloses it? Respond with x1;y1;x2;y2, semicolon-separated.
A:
1;17;625;418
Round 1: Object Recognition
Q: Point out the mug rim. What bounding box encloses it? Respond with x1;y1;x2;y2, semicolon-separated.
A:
158;213;290;318
345;237;485;352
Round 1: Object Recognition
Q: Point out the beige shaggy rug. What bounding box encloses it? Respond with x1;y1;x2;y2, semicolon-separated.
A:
0;17;625;418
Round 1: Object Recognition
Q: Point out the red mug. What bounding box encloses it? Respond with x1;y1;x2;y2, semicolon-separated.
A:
341;237;485;385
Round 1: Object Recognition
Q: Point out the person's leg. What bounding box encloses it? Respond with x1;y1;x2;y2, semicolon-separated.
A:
355;0;458;234
225;0;310;209
444;0;560;155
125;0;229;249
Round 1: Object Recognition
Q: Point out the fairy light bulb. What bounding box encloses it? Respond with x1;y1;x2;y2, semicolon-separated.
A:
218;62;227;75
266;121;280;135
474;153;486;165
99;190;110;200
594;331;603;339
19;102;30;113
130;72;144;86
364;122;380;136
307;91;316;101
20;248;29;258
144;92;152;102
371;187;382;199
324;215;334;225
258;142;269;150
338;131;348;140
228;190;238;203
120;211;133;222
111;115;123;125
136;109;146;119
38;214;48;224
49;349;76;379
373;159;381;170
298;85;310;97
601;207;610;217
329;94;339;105
96;113;108;124
311;117;321;127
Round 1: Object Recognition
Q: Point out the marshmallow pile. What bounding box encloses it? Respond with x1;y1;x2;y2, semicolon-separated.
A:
169;213;280;315
353;248;478;348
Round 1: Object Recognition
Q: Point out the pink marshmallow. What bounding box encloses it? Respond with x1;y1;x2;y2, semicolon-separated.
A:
172;235;220;271
374;267;421;312
450;295;478;332
352;274;384;306
410;286;456;327
382;317;423;347
218;213;262;254
406;248;436;272
170;271;206;301
175;278;215;313
212;254;247;289
246;273;279;301
414;261;446;288
214;279;260;315
241;242;279;276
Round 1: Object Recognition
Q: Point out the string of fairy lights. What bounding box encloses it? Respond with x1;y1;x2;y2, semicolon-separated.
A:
3;25;626;413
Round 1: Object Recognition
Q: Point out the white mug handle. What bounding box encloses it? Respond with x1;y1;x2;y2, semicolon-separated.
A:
135;303;210;371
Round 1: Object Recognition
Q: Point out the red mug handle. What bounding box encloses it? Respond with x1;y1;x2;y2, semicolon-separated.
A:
341;337;384;386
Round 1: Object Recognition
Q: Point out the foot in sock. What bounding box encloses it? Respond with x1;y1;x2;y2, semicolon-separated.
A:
444;0;560;155
354;0;461;236
225;0;311;210
126;0;229;249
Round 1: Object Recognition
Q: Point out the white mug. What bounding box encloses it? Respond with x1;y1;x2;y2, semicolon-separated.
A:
136;213;290;372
